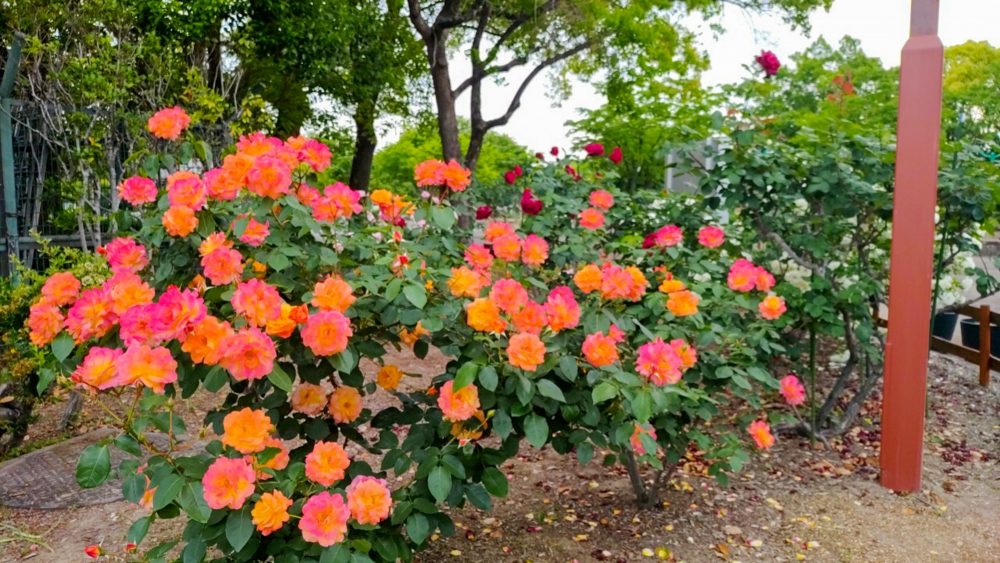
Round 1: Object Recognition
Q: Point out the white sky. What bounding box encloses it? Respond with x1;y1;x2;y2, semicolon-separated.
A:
460;0;1000;153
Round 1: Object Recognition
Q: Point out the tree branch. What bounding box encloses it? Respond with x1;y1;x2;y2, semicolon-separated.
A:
755;218;827;277
406;0;432;38
453;55;528;98
483;40;591;130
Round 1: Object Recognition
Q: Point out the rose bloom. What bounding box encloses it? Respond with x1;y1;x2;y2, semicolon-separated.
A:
670;338;698;370
507;332;546;372
440;159;472;192
203;167;241;201
118;176;158;206
511;301;548;335
346;476;393;525
483;221;515;242
438;380;481;422
290;382;329;415
305;441;351;486
162;205;198;237
300;492;351;547
198;232;232;256
414;159;445;187
239;218;271;247
666;290;700;317
630;423;658;456
252;491;293;536
71;347;122;390
219;327;277;381
578;207;605;230
520;234;549;266
106;272;155;315
490;278;529;314
658;276;686;294
65;287;115;343
464;243;494;271
697;226;725;248
475;205;493;220
399;321;429;348
544;286;580;333
759;294;787;320
748;419;775;449
27;303;64;347
491;233;521;262
254;436;290;479
635;338;683;386
779;374;806;406
465;297;506;333
301;310;353;356
246;156;292;199
39;271;81;306
312;275;356;312
166;170;206;211
327;386;363;424
609;146;623;165
447;266;486;298
520;188;543;215
376;364;404;390
147;106;190;140
221;407;275;454
181;315;233;365
582;332;618;367
599;264;641;301
266;303;305;339
727;259;758;292
645;225;683;248
84;545;102;559
584;142;605;156
232;279;283;327
201;247;244;286
573;264;603;293
101;237;149;274
589;189;614;210
119;303;158;347
150;286;206;341
202;456;256;510
114;344;178;393
755;268;776;292
755;50;781;77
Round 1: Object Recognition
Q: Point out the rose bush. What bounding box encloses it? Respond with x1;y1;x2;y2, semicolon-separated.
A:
28;108;789;562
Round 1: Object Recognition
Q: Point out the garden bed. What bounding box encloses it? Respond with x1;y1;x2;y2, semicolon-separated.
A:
0;351;995;562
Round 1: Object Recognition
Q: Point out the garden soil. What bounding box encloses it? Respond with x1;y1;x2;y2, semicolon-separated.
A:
0;350;996;563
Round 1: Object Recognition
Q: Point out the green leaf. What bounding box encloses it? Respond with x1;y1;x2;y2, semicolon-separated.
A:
320;544;352;563
440;454;466;479
127;516;152;545
51;332;74;362
203;366;227;392
492;409;512;439
431;206;456;230
114;433;142;457
384;278;403;301
428;465;452;503
267;251;291;271
465;483;492;510
592;382;617;403
36;368;56;394
481;467;508;497
178;482;212;523
182;537;207;563
403;284;427;309
75;444;111;488
267;363;293;393
577;442;595;465
558;356;578;381
330;347;357;373
523;414;548;448
478;366;498;391
225;508;254;552
632;390;653;421
453;361;478;391
151;473;184;511
405;513;430;544
536;379;565;402
122;473;147;503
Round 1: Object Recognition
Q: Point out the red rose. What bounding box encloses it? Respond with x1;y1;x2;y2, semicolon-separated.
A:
504;170;517;184
85;545;102;559
609;146;622;165
535;152;544;159
550;146;559;156
520;189;543;215
755;50;781;77
475;205;493;220
584;143;605;157
514;165;523;177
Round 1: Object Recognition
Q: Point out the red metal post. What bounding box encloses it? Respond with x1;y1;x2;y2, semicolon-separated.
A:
880;0;944;492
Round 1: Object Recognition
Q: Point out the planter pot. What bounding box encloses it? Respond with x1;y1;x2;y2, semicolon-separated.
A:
932;311;959;340
959;318;1000;357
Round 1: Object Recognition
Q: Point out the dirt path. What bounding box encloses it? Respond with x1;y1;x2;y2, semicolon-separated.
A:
1;352;996;562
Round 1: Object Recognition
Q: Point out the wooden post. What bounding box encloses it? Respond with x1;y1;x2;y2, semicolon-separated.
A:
879;0;944;493
979;305;991;386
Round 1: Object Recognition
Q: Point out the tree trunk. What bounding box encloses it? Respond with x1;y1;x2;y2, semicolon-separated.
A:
349;97;378;191
425;31;462;162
